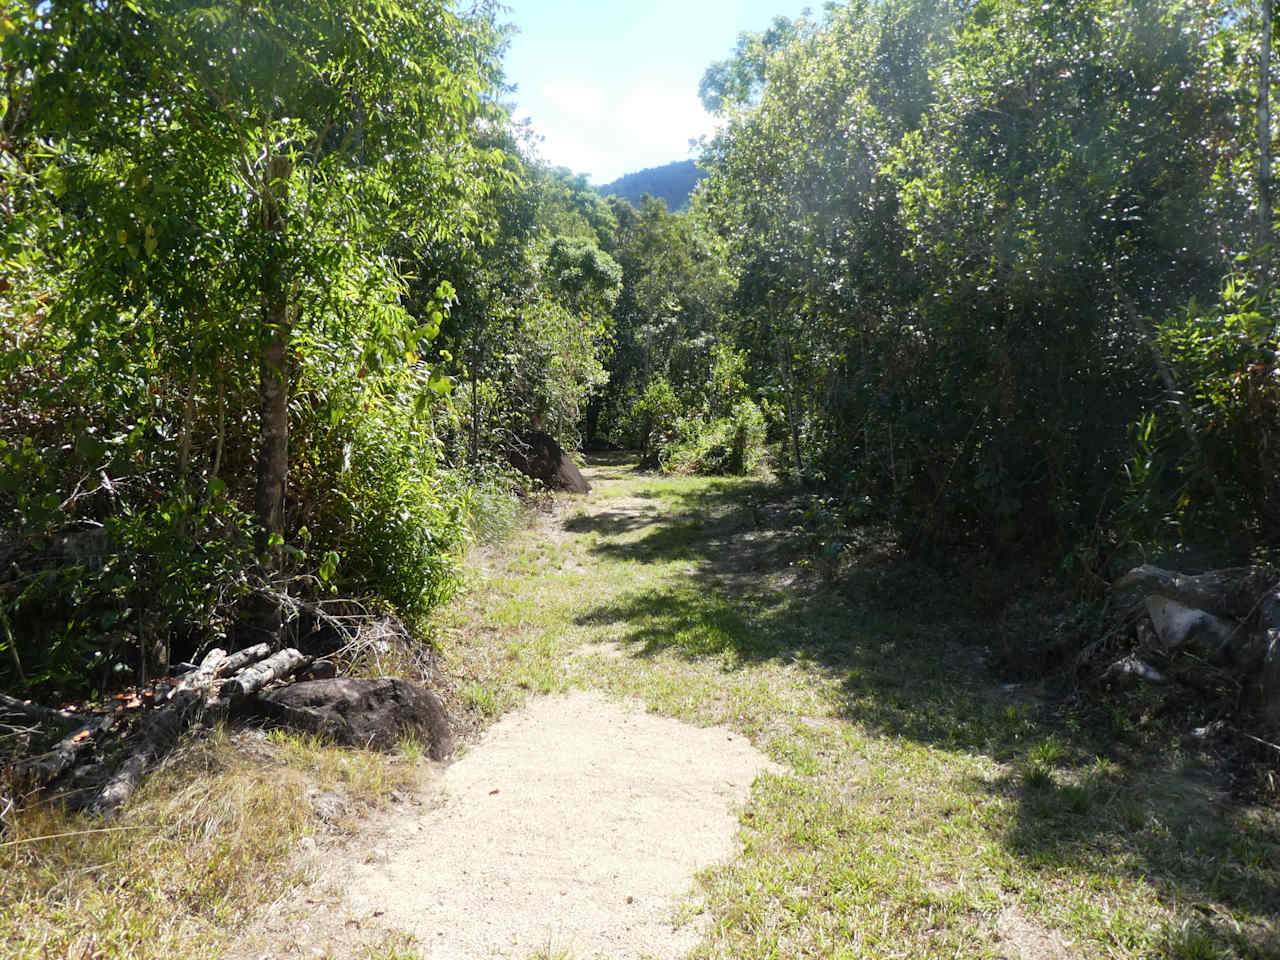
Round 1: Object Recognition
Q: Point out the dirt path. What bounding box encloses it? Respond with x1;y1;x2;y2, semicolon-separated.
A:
228;469;780;960
235;694;776;960
344;691;777;959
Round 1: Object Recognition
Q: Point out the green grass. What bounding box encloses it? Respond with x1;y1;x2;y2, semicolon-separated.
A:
438;453;1280;960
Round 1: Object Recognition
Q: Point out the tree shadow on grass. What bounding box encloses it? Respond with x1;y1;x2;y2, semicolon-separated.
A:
979;766;1280;956
562;508;663;539
579;451;655;483
570;476;1280;955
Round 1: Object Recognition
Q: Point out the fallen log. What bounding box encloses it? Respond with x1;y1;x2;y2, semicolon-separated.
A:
221;648;310;699
0;693;85;735
1144;595;1237;659
215;642;273;678
1105;564;1280;728
1103;656;1167;686
12;641;311;813
88;648;227;816
16;714;113;786
1114;565;1280;622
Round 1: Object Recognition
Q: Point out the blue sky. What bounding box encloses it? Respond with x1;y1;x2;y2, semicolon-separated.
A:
498;1;816;184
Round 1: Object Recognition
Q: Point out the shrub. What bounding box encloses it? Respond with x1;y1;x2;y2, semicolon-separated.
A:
1117;278;1280;560
663;399;768;476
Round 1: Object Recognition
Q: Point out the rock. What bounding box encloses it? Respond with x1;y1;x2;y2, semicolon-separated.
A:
244;678;453;759
505;431;590;494
307;790;350;822
1144;596;1236;659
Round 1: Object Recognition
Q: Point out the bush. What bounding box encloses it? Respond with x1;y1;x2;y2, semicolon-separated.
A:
292;366;472;630
1117;278;1280;560
663;399;768;476
624;377;683;466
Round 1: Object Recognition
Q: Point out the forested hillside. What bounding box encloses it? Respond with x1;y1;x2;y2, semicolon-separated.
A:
596;159;707;212
2;0;1279;719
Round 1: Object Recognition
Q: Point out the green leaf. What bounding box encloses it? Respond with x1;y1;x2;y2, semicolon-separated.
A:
428;370;453;396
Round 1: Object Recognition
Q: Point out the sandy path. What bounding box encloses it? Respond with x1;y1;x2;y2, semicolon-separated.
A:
233;689;779;960
343;690;777;959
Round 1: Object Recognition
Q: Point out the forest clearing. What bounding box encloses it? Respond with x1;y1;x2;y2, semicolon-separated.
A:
9;458;1276;959
6;0;1280;956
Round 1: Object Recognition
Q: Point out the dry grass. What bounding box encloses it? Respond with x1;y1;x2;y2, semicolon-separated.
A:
0;724;421;959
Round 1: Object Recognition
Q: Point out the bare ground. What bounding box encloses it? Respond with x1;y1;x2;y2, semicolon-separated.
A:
226;691;778;960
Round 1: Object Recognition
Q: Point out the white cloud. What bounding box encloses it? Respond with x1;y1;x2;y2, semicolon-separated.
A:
516;74;718;184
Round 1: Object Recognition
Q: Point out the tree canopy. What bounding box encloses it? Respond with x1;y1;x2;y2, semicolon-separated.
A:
4;0;1280;696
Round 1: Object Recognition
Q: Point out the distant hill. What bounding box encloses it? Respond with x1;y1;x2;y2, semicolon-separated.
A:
597;160;707;212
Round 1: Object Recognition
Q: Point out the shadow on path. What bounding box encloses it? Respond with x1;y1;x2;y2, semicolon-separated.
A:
571;469;1280;955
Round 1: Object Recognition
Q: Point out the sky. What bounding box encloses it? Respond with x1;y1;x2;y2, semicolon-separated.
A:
498;0;816;185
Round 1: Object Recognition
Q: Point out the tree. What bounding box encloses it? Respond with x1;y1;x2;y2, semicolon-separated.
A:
6;0;506;646
593;195;733;451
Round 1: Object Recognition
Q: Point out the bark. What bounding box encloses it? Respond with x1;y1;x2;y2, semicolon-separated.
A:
254;153;292;566
221;647;311;699
88;647;228;816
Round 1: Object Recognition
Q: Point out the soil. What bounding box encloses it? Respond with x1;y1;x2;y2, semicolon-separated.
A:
227;691;779;960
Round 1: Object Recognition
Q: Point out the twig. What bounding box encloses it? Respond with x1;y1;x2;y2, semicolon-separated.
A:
0;604;26;687
1237;729;1280;757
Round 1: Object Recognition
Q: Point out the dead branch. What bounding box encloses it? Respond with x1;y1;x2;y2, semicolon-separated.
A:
215;643;272;678
87;648;227;816
16;714;113;786
221;648;310;699
0;694;83;735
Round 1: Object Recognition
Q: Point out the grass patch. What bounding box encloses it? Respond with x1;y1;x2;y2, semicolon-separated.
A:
440;453;1280;960
0;725;422;959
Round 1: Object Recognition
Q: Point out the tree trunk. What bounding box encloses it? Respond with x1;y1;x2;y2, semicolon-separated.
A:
470;331;481;465
255;154;292;567
780;335;804;477
211;361;226;481
1261;0;1273;293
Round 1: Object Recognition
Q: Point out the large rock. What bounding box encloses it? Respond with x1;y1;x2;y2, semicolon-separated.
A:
246;678;453;759
1144;596;1236;659
505;431;590;494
